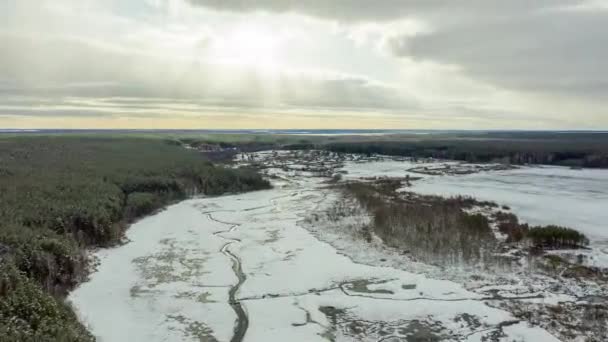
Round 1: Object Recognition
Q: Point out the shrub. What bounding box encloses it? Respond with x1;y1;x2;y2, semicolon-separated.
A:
125;192;163;220
0;264;94;341
0;136;271;341
345;182;495;266
494;211;529;242
0;225;86;294
527;225;589;249
120;176;184;196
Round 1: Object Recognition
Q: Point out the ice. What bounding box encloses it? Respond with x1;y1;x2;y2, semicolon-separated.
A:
69;153;573;341
411;166;608;240
69;201;237;342
342;159;424;180
408;165;608;268
499;322;562;342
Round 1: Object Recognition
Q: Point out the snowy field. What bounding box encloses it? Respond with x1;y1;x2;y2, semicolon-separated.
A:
411;167;608;240
69;152;607;341
340;159;608;268
409;166;608;268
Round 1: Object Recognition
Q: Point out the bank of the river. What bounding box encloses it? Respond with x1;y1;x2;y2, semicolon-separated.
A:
0;137;270;341
69;151;564;341
409;166;608;268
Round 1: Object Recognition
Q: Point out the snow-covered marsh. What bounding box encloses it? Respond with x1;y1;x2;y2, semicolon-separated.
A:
410;166;608;269
69;151;608;341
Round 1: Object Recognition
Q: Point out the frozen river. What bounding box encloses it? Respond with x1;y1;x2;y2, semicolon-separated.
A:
409;166;608;269
411;166;608;241
69;162;562;341
342;160;608;269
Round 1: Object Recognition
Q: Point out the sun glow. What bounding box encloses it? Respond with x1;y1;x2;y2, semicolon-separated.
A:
210;26;282;71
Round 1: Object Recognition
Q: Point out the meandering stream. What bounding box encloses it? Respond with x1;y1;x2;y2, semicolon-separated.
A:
208;213;249;342
69;158;566;341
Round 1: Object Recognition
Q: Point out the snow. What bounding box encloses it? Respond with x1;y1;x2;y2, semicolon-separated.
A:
499;322;562;342
341;159;423;180
409;165;608;268
69;153;598;341
69;201;237;342
411;166;608;240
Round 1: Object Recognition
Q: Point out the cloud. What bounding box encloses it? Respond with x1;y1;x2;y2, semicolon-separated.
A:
0;29;417;120
0;30;417;116
187;1;608;106
185;0;581;22
387;8;608;99
1;0;606;129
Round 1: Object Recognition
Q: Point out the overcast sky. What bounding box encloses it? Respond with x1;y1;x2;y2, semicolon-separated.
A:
1;0;606;129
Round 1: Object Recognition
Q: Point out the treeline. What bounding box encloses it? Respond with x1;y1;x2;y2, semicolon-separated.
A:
171;138;281;162
177;138;281;152
322;139;608;168
343;182;497;266
493;212;589;249
528;226;589;249
343;180;590;268
0;136;270;341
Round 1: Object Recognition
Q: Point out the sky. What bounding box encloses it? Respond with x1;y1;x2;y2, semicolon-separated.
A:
0;0;606;129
